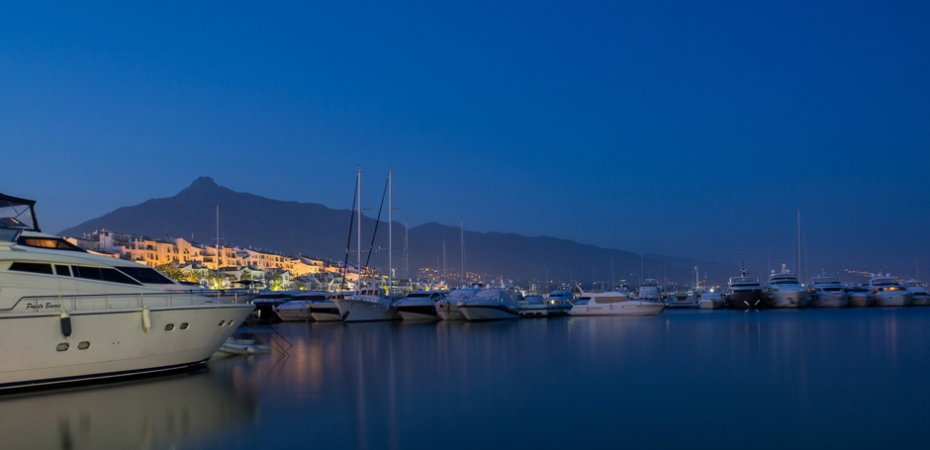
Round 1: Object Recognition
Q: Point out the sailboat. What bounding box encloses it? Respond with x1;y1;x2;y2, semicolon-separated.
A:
333;168;398;322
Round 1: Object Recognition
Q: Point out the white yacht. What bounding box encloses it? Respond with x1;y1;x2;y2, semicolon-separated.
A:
435;287;479;320
697;289;724;309
395;291;446;322
251;290;299;322
666;291;695;308
807;276;848;308
517;290;573;317
274;291;330;321
0;194;254;390
333;286;398;322
458;289;521;321
903;280;929;306
764;267;809;308
868;275;912;307
568;288;665;316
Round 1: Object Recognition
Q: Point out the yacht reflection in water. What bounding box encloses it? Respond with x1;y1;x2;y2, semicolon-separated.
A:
0;366;256;450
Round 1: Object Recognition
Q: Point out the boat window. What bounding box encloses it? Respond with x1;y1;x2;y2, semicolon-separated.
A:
115;266;175;284
17;236;86;252
55;265;71;276
101;268;142;285
598;296;628;304
8;262;54;275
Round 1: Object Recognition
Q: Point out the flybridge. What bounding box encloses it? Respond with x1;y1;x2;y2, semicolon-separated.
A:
0;193;41;233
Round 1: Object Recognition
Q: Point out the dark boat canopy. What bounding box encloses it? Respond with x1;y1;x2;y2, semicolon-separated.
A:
0;193;41;232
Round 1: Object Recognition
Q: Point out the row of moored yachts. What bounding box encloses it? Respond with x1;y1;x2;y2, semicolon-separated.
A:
262;285;667;323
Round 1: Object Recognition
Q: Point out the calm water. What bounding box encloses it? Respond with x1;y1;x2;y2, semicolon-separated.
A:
6;308;930;449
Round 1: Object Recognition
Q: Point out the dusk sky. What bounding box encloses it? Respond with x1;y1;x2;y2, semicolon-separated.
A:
2;1;928;279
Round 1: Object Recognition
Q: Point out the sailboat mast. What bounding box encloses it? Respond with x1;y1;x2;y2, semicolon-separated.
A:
357;167;362;294
442;240;447;285
404;217;409;281
460;218;465;286
388;170;393;298
215;205;220;272
797;208;802;284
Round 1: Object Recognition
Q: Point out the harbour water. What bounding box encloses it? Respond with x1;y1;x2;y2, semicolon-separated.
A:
8;308;930;449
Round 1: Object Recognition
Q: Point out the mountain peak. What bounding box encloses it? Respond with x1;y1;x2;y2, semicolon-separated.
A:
188;176;218;189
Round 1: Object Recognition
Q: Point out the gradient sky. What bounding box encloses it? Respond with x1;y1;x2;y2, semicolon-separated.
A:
2;1;928;278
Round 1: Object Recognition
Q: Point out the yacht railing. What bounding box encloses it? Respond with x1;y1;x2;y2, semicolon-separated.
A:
13;291;252;313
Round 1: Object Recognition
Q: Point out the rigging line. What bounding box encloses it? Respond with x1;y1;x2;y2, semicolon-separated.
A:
342;177;358;290
365;175;389;271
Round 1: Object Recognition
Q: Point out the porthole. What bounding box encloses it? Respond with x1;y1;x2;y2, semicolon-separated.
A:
180;322;190;330
226;320;235;326
165;324;175;331
218;320;226;326
56;343;69;352
78;341;91;350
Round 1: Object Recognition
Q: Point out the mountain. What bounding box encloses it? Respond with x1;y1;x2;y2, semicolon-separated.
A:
59;177;734;287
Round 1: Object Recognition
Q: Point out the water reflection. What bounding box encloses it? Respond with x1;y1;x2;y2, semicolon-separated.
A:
0;365;257;450
7;310;928;449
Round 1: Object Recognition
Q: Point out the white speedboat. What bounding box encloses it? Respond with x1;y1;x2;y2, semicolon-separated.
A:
458;289;521;321
807;276;848;308
764;268;808;308
0;194;254;390
274;291;330;321
697;290;724;309
252;290;299;322
395;291;446;322
903;280;930;306
666;291;695;308
868;275;912;307
333;287;398;322
568;289;665;316
435;288;479;320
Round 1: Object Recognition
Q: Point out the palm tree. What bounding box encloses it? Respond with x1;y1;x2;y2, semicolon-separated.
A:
266;271;284;291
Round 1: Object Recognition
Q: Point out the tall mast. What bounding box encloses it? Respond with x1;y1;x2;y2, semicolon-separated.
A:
357;167;362;294
442;240;447;285
388;170;393;298
404;217;409;281
215;204;220;272
460;218;465;286
797;208;802;284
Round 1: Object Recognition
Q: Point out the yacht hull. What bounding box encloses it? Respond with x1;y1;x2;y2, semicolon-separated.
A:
397;305;440;322
275;306;313;322
911;294;930;306
872;292;912;307
0;304;253;390
333;299;398;322
809;293;848;308
725;291;765;310
435;300;465;321
568;301;664;316
459;305;520;321
766;291;808;308
308;302;341;322
698;299;724;310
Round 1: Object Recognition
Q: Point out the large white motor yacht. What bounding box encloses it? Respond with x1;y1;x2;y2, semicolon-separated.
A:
568;289;665;316
845;285;871;307
333;286;398;322
868;275;912;307
395;291;446;322
0;194;254;390
903;280;929;306
434;287;479;320
309;292;347;322
458;289;521;321
763;267;809;308
634;279;664;302
807;276;848;308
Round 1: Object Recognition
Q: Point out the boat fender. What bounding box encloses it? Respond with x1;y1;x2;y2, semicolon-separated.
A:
60;310;72;338
142;306;152;333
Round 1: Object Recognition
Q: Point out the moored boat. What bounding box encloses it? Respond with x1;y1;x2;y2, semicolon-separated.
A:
845;285;871;307
435;288;479;321
764;267;809;308
868;275;912;307
903;280;930;306
724;265;765;310
458;289;521;321
697;290;724;309
568;288;664;316
333;286;398;322
395;291;446;322
274;291;329;321
0;193;254;390
808;276;848;308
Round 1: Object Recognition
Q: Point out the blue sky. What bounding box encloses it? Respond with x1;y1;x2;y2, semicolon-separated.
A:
2;1;928;277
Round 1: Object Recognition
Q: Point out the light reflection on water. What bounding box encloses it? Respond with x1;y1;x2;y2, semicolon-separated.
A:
7;309;930;449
